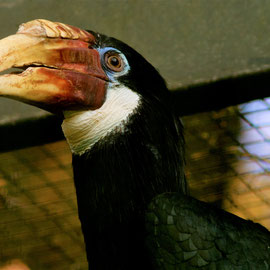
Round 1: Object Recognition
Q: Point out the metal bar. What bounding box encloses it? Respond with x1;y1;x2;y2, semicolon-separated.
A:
172;68;270;116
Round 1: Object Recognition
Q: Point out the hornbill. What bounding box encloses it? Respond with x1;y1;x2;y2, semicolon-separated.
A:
0;19;269;270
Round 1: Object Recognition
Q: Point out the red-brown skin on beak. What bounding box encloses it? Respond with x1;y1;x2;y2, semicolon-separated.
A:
0;19;108;113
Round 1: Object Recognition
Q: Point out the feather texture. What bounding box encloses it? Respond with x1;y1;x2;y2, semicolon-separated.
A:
146;193;270;269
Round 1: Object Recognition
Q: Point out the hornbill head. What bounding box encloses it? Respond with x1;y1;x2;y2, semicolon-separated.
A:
0;19;175;156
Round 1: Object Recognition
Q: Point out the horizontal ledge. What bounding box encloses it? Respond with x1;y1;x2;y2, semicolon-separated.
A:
172;68;270;116
0;114;64;153
1;68;270;152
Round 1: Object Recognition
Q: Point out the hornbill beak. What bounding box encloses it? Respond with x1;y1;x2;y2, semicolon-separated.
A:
0;19;108;113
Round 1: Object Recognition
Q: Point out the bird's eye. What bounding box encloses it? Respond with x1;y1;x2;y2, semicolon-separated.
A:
105;52;124;72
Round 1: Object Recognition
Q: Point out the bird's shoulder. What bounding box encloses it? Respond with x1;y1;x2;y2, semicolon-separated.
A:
146;192;270;269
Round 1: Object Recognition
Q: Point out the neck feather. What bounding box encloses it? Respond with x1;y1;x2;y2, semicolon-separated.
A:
61;84;140;155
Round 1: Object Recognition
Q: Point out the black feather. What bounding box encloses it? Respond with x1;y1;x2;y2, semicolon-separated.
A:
146;193;270;269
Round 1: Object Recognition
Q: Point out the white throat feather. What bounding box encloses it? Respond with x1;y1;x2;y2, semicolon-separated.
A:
62;84;140;155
